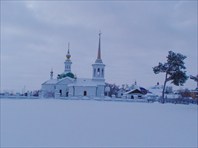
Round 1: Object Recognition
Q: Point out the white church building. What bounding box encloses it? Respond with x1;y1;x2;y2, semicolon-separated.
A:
41;33;106;98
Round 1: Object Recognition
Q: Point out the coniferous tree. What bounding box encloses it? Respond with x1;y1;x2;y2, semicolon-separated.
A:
153;51;188;103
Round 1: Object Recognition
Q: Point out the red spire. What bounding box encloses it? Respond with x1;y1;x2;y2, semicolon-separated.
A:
97;31;101;59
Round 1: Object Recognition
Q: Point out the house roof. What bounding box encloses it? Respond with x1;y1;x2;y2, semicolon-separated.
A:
125;89;143;95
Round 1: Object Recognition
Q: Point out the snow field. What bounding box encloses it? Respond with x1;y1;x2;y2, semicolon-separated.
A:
1;99;197;147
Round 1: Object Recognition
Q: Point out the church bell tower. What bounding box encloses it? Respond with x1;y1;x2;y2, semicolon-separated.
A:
92;32;105;81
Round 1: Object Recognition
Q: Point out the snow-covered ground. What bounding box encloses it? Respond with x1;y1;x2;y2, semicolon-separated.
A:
1;98;197;147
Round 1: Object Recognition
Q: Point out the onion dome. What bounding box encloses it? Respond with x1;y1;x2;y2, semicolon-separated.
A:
66;42;71;60
66;50;71;60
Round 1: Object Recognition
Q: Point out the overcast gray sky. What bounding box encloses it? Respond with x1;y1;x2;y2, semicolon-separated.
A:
1;1;197;92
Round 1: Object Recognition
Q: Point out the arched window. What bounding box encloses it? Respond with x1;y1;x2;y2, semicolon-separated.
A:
59;90;62;96
97;68;100;76
84;91;87;96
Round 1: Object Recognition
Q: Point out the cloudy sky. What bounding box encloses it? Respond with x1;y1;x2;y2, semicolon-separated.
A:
1;0;197;92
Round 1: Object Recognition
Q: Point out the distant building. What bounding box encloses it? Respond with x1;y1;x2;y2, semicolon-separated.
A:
41;33;105;98
148;82;163;98
117;88;125;98
124;89;144;99
119;82;147;99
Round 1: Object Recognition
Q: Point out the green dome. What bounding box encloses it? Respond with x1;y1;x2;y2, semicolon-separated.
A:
65;72;74;78
57;72;75;79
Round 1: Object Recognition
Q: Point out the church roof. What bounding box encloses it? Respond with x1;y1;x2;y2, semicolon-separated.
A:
42;77;74;85
68;78;105;87
42;79;59;85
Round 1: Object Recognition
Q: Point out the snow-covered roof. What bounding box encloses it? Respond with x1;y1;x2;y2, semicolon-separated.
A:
131;84;140;90
68;78;105;87
148;86;163;97
42;79;59;85
125;89;143;95
56;76;74;84
42;77;74;85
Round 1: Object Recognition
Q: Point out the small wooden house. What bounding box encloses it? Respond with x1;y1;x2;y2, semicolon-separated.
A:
124;89;144;99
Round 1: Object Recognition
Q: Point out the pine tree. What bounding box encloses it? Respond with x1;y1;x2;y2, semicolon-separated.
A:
153;51;188;103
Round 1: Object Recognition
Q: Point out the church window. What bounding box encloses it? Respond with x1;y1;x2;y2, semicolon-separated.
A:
102;69;104;77
84;91;87;96
59;90;62;96
97;68;100;76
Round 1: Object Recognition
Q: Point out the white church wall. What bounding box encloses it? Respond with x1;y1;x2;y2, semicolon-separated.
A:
41;84;56;98
56;85;69;97
86;87;97;97
76;86;97;97
42;84;55;92
97;85;105;97
69;86;97;97
69;86;74;96
55;77;73;97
